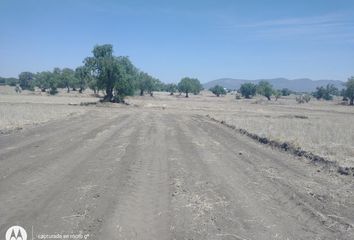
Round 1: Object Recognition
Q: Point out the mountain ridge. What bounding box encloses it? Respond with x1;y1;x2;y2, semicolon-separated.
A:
203;78;345;92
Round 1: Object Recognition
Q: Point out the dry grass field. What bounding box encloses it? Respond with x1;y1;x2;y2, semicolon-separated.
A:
0;86;99;133
127;91;354;168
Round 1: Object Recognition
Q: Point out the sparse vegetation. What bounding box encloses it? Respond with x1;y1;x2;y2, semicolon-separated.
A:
296;94;311;103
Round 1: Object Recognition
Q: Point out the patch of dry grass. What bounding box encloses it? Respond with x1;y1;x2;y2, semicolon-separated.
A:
0;86;98;132
0;103;87;132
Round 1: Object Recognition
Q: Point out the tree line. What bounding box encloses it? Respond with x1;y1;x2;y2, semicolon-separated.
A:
2;44;202;102
234;79;354;105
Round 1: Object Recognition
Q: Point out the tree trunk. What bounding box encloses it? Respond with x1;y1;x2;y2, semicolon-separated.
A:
140;89;144;96
216;93;220;97
170;92;174;95
350;97;354;105
67;87;70;93
79;88;83;93
266;96;271;100
186;92;189;98
103;87;113;102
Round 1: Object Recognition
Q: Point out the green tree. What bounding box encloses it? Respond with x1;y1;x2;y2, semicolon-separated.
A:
166;83;177;95
35;71;52;92
137;72;154;96
274;90;281;101
191;78;202;95
84;44;117;101
177;77;201;97
257;80;273;100
84;44;138;102
239;83;256;99
61;68;77;92
0;77;18;86
281;88;291;96
34;71;58;95
113;56;138;102
345;77;354;105
209;85;226;97
313;84;338;100
75;66;90;93
19;72;35;90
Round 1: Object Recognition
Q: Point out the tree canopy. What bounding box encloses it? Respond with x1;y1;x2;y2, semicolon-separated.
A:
239;83;257;99
84;44;138;102
313;84;339;101
257;81;274;100
209;85;226;97
177;77;201;97
19;72;35;90
165;83;177;95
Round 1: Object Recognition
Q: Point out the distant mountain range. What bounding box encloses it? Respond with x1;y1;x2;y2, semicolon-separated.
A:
203;78;345;92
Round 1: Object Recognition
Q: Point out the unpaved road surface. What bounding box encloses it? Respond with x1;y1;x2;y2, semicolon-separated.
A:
0;108;353;240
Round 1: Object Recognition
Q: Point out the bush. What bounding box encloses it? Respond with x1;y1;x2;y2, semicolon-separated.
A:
49;88;58;95
296;94;311;104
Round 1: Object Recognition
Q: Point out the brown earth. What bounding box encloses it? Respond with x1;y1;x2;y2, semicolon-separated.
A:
0;107;353;240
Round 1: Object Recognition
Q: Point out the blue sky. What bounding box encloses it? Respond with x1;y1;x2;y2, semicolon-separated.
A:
0;0;353;83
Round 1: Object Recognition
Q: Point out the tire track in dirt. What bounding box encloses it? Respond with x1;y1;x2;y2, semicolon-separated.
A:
0;111;139;233
187;114;354;239
99;112;171;240
0;113;132;181
0;110;353;240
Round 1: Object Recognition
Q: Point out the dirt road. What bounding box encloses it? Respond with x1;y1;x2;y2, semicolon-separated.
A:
0;108;353;240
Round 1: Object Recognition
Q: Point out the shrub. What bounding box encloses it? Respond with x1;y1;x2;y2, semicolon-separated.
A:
296;94;311;104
